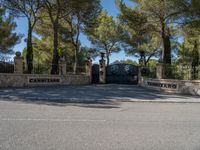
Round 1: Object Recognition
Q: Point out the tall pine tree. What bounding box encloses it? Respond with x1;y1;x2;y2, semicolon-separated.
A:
0;7;20;60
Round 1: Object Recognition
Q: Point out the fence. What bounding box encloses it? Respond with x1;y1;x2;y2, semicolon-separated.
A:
65;65;86;74
0;61;86;75
32;63;86;74
140;67;156;78
163;65;200;80
0;61;14;73
32;63;52;74
141;65;200;80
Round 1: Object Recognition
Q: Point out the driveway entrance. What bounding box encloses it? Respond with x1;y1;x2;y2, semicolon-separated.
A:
92;64;139;84
106;64;138;84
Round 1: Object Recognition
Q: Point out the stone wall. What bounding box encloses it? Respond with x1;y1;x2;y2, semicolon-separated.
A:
0;73;90;88
139;77;200;96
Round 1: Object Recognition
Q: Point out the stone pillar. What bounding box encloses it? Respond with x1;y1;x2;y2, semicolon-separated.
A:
85;58;92;83
59;57;66;75
156;63;163;79
14;52;23;74
60;62;67;75
99;53;106;84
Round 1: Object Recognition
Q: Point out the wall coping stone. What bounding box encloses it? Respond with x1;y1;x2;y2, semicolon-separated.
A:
143;77;200;83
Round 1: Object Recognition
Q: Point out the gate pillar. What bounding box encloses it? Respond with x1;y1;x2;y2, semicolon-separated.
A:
86;57;92;83
14;52;23;74
99;53;106;84
59;57;67;75
156;63;163;79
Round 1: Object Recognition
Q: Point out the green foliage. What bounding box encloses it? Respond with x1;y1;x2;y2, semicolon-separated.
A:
147;59;158;68
117;1;161;66
2;0;200;78
191;41;199;67
2;0;42;73
87;11;123;66
0;7;20;59
177;41;192;64
174;0;200;27
119;59;138;65
34;10;74;62
119;0;182;65
140;59;157;78
64;0;101;72
177;25;200;66
39;0;101;73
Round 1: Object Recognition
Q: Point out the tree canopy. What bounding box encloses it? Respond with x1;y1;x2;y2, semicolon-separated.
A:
2;0;42;73
87;11;123;66
0;0;200;78
0;7;20;60
118;1;161;66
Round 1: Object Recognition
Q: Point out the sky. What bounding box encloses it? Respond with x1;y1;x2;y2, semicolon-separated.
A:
13;0;134;63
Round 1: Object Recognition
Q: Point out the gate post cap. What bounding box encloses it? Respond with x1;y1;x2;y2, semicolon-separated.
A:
100;52;105;59
15;51;21;57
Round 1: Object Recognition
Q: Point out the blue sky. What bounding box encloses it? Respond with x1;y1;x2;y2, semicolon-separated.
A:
13;0;134;63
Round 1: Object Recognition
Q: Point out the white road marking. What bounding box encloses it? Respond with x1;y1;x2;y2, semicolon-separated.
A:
1;118;106;122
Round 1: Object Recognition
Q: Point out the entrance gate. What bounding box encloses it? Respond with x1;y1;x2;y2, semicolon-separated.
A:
92;64;99;84
106;64;138;84
92;64;138;84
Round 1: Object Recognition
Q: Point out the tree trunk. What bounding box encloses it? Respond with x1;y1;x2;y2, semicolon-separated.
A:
163;34;171;64
26;20;33;74
106;54;110;66
73;47;78;74
144;60;147;67
160;20;172;79
161;25;171;65
51;21;59;74
107;56;110;66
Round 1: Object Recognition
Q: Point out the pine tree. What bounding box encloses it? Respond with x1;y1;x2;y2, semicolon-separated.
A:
87;11;122;66
0;7;20;59
2;0;42;73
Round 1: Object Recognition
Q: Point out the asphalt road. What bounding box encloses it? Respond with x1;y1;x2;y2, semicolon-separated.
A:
0;85;200;150
0;84;199;103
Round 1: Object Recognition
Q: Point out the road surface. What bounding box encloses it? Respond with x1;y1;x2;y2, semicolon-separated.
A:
0;85;200;150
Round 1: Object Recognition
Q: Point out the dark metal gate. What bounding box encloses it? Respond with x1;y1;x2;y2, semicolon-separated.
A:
106;64;138;84
92;64;99;84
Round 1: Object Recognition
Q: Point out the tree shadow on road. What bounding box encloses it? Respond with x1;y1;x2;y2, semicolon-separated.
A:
0;84;196;109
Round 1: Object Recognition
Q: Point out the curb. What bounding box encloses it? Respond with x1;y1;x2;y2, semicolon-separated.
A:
0;96;200;104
